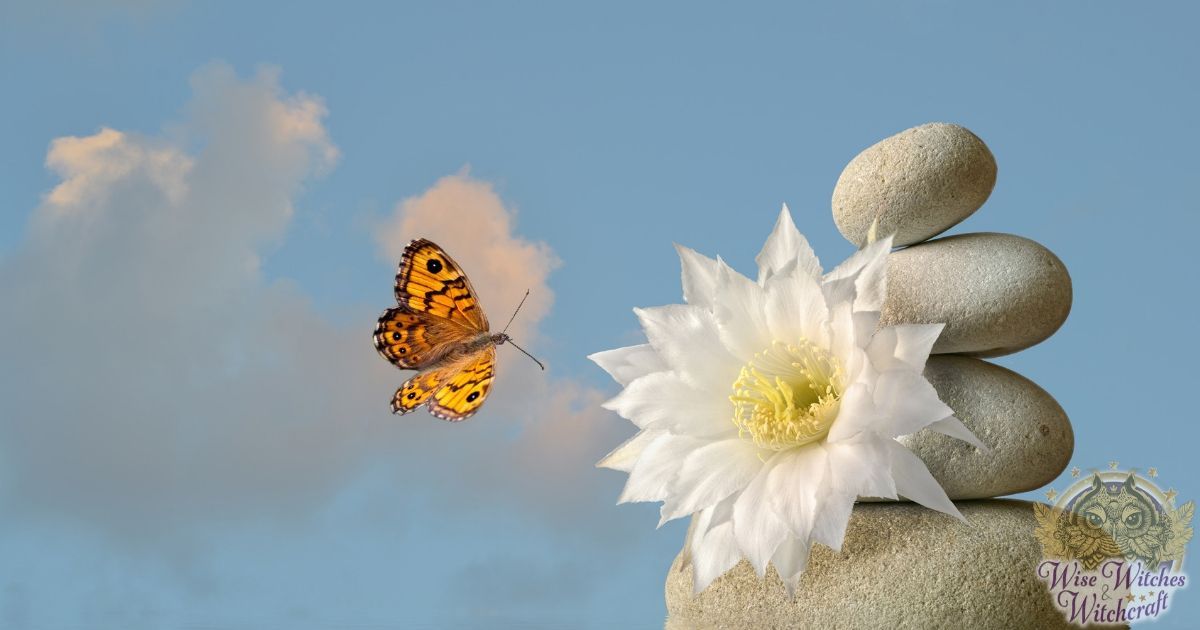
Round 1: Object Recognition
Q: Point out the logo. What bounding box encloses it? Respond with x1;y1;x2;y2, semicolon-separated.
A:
1034;464;1193;626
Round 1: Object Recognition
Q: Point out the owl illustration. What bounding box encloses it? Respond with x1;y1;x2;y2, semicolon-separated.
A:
1063;474;1170;569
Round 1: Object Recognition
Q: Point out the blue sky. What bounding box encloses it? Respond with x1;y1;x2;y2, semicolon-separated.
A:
1;1;1198;628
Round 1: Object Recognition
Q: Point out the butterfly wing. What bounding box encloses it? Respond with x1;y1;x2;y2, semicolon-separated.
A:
427;346;497;422
392;369;444;414
374;306;475;369
395;239;489;332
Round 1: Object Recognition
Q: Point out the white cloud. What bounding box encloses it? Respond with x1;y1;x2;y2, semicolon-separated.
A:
0;63;632;555
0;63;380;544
0;63;645;626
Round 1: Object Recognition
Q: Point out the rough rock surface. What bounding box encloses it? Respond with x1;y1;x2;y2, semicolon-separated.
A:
902;355;1073;499
833;122;996;247
666;500;1124;629
880;232;1072;357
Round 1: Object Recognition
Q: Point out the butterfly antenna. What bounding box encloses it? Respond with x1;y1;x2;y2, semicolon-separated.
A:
506;338;545;371
501;289;531;335
497;290;544;369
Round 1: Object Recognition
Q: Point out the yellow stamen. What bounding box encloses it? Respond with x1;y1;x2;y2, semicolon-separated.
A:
729;340;843;451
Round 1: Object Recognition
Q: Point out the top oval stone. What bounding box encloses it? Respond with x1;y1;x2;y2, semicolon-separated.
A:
832;123;997;247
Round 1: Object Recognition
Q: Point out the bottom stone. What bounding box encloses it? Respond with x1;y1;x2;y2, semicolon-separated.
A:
665;500;1125;630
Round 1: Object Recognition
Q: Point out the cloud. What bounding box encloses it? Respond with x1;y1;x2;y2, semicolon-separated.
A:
0;63;380;545
373;173;637;537
375;171;556;343
0;62;646;625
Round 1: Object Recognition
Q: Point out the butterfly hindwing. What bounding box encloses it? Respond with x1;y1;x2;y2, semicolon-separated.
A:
392;370;444;414
395;239;489;332
427;346;497;422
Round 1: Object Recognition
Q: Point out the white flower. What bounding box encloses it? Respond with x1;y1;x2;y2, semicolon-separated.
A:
590;206;985;595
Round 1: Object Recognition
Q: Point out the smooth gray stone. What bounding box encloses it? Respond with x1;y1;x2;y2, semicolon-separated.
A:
903;355;1073;499
666;501;1125;630
881;232;1072;357
833;122;997;247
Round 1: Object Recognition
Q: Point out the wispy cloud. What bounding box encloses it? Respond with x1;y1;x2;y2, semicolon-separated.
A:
0;63;378;547
0;62;643;625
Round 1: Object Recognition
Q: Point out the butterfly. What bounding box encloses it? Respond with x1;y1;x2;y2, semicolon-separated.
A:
373;238;543;421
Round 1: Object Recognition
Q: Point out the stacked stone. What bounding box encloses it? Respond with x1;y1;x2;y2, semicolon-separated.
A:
666;124;1110;629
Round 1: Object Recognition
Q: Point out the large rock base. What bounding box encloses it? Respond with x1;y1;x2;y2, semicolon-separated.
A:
666;500;1124;629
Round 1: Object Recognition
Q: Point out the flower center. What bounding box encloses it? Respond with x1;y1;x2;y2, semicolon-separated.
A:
729;340;844;451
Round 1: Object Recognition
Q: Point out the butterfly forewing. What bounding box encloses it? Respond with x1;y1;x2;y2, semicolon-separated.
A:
374;306;475;370
395;239;489;332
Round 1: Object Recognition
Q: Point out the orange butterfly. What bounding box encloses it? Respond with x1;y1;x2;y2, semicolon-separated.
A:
374;239;543;421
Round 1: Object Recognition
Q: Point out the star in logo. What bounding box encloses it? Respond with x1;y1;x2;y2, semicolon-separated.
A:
1109;460;1120;470
1166;489;1178;503
1126;593;1135;602
1045;488;1058;501
1148;467;1158;478
1070;467;1080;478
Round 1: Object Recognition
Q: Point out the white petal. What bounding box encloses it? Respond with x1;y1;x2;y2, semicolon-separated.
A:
635;304;739;389
886;440;964;520
763;265;829;347
770;536;812;597
826;301;859;370
825;383;884;443
823;235;893;312
659;438;764;526
618;433;706;504
756;204;822;284
852;310;880;349
765;444;827;541
927;416;989;451
602;371;733;437
865;323;943;373
809;490;854;552
597;429;663;472
732;456;790;576
873;369;953;437
711;260;772;360
588;344;667;386
691;520;740;593
825;435;897;500
676;243;721;308
820;274;857;310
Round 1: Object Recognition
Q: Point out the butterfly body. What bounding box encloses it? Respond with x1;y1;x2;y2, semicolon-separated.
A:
374;239;510;421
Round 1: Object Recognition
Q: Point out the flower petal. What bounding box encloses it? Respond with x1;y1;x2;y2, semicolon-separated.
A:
618;433;706;504
865;323;944;373
675;244;721;308
635;304;739;389
770;536;812;597
765;444;828;541
732;455;790;576
588;344;667;386
825;435;898;500
810;490;854;552
691;520;740;593
756;204;822;284
926;416;989;451
822;234;893;312
763;265;829;348
873;369;954;437
886;440;964;520
602;371;733;437
596;428;663;472
659;438;763;526
825;383;884;443
711;260;772;360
